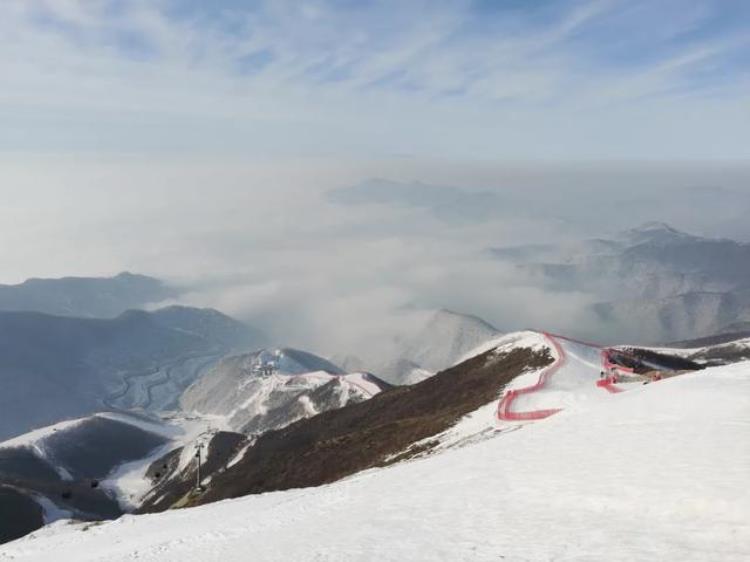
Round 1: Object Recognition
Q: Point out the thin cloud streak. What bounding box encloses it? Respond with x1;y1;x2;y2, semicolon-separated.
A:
0;0;747;159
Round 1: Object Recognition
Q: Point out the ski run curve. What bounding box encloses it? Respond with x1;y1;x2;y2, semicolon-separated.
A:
497;331;633;421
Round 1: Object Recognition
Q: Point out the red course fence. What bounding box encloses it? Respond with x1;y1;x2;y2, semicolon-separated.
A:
596;377;626;394
496;332;565;421
496;332;629;421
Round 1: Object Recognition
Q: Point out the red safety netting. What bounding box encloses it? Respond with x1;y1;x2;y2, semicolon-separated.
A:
497;332;632;421
596;377;626;393
496;332;565;421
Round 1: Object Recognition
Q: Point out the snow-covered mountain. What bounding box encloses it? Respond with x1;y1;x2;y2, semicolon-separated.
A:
338;309;501;385
0;411;207;544
403;309;500;373
490;222;750;343
180;348;390;435
5;331;747;561
0;306;264;441
0;272;177;319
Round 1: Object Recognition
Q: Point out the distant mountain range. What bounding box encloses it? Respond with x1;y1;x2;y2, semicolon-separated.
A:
490;222;750;343
0;272;178;318
0;305;265;441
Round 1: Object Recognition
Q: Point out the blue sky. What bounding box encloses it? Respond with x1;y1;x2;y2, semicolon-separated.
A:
1;0;749;159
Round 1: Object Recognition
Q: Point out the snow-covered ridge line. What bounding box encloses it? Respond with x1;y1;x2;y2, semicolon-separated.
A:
0;412;186;450
455;330;547;365
0;418;87;449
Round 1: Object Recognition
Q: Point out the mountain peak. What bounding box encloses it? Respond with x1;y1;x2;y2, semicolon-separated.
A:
431;308;499;332
403;309;500;374
622;222;693;244
634;221;679;233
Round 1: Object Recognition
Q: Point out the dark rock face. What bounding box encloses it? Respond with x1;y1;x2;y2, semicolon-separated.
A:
615;348;704;373
0;487;44;544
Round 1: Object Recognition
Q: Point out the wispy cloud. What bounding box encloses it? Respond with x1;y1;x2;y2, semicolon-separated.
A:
0;0;748;158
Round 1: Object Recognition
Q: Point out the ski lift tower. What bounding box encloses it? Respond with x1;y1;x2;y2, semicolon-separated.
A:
194;443;205;493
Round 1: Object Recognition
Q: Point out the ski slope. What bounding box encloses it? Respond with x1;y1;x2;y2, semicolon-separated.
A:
498;332;637;420
3;360;749;561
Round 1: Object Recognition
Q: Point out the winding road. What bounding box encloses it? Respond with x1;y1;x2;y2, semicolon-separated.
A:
102;352;224;411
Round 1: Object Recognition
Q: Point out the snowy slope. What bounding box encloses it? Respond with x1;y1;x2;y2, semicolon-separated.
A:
501;334;635;414
180;349;390;435
4;360;748;561
0;411;213;543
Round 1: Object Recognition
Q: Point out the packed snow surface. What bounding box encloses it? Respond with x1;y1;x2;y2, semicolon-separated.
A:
505;334;633;413
4;357;748;561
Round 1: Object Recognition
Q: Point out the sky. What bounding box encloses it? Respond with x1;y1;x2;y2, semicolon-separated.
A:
1;1;749;355
1;0;749;159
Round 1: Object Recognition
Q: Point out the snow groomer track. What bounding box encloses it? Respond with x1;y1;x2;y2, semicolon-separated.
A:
497;331;634;421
